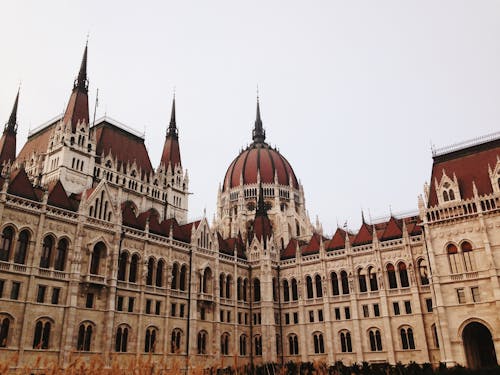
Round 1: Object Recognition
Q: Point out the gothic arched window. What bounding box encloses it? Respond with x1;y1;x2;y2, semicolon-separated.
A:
0;226;13;262
14;230;30;265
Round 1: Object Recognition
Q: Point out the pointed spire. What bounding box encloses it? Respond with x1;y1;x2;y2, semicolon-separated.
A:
5;89;19;134
256;183;267;217
160;94;182;169
167;95;178;138
75;42;88;91
252;95;266;144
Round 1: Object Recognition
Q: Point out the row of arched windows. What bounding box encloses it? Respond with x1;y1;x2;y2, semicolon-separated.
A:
447;241;475;274
0;227;30;265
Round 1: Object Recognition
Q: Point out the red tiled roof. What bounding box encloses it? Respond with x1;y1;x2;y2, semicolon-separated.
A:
253;214;273;243
281;238;298;260
217;232;247;259
326;228;347;251
352;222;373;246
17;122;56;163
47;180;77;211
62;88;89;133
223;143;299;191
302;232;321;256
428;138;500;207
160;136;181;170
380;216;402;241
8;168;39;201
0;131;16;165
93;121;153;178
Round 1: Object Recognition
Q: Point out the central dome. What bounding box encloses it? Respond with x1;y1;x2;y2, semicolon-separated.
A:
223;143;298;191
222;100;299;191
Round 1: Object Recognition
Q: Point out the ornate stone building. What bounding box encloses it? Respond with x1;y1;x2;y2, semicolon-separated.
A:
0;45;498;371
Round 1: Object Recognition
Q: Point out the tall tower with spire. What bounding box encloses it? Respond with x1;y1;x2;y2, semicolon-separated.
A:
40;43;96;193
158;96;189;222
0;90;19;167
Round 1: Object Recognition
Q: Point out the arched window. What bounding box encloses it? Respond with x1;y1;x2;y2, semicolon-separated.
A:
358;268;367;293
117;252;128;281
418;259;429;285
315;275;323;298
40;236;53;269
288;334;299;355
443;190;449;202
400;327;415;350
283;280;290;302
331;272;339;296
202;268;212;294
33;320;51;349
306;276;313;299
0;316;11;347
447;244;461;274
254;335;262;356
156;259;165;287
387;264;397;289
144;327;157;353
129;254;140;283
237;277;242;300
0;226;13;262
243;279;248;301
14;230;30;265
220;333;230;355
239;334;247;356
219;274;225;298
449;190;455;200
90;242;105;275
77;322;93;351
253;278;261;302
197;331;207;354
272;277;278;301
115;326;128;352
398;262;409;288
431;324;440;348
369;329;382;351
145;257;154;285
461;241;475;272
54;239;68;271
171;329;182;353
368;266;378;291
291;278;298;301
226;275;232;299
171;263;179;289
340;271;349;294
313;333;325;354
340;331;352;353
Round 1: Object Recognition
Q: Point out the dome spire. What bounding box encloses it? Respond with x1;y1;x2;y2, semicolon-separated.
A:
252;94;266;144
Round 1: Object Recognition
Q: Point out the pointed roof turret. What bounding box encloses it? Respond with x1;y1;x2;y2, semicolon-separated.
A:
0;90;20;165
62;43;90;132
252;96;266;144
160;96;182;170
5;89;19;134
253;184;273;247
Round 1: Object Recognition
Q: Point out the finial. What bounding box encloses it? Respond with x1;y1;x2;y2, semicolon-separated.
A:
252;92;266;144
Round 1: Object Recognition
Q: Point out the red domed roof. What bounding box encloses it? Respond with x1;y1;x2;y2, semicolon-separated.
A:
223;143;299;191
223;100;299;191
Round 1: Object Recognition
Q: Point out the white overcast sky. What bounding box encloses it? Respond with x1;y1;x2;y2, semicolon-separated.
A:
1;1;500;235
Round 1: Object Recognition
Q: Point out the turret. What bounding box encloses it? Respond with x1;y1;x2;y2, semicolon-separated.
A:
0;90;19;165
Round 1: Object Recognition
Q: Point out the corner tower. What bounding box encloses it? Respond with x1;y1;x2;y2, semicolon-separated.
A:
37;43;96;193
216;98;312;246
157;96;189;222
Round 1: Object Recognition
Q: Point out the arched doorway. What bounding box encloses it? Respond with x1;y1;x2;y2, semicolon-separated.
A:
462;322;497;369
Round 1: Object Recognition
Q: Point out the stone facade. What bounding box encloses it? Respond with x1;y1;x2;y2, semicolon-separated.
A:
0;45;499;372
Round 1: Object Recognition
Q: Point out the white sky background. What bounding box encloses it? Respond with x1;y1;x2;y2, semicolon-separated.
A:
1;1;500;235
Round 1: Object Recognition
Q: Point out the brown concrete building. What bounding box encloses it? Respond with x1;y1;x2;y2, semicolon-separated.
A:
0;45;498;372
